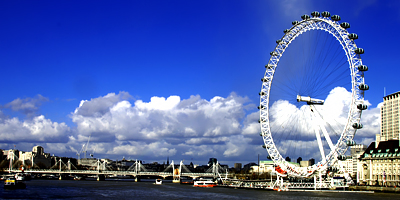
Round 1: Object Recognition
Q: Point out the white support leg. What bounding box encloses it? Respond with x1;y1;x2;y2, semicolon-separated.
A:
314;121;326;163
311;106;326;163
311;105;335;151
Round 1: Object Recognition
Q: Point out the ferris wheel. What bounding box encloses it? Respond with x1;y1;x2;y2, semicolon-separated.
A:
259;11;369;178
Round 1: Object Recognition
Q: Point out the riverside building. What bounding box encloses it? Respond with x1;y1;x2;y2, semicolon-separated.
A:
360;91;400;186
380;91;400;141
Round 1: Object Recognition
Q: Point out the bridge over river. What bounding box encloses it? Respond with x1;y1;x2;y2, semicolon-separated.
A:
8;159;227;182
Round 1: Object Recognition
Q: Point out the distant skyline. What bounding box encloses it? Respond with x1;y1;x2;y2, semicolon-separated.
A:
0;0;399;166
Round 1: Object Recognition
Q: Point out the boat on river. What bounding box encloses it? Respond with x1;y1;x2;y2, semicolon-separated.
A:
155;179;163;185
15;173;31;181
193;178;217;188
4;178;26;189
180;178;194;184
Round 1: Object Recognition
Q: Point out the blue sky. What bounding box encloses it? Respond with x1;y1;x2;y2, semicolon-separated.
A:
0;0;398;167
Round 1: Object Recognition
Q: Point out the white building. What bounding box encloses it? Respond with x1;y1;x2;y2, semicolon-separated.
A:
358;91;400;186
19;146;51;168
380;91;400;141
336;156;353;175
250;160;275;174
250;160;300;174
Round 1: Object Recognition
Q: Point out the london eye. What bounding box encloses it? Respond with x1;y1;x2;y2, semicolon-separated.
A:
259;11;369;178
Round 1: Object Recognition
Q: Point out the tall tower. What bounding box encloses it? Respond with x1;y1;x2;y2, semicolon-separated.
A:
380;91;400;141
167;156;169;165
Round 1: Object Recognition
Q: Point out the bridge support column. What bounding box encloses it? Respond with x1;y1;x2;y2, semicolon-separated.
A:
172;177;180;183
97;174;105;181
135;176;141;182
59;174;68;180
172;160;182;183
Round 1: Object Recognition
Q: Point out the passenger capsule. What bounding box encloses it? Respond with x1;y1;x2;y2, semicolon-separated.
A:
262;145;266;149
358;65;368;71
276;39;282;44
340;22;350;29
270;51;278;56
346;140;356;146
321;11;330;17
359;83;369;90
337;155;346;160
301;14;310;20
259;91;266;96
261;77;270;82
357;104;368;110
332;167;339;172
352;123;363;129
292;21;298;25
348;33;358;40
354;48;364;54
265;64;273;69
258;119;265;123
259;132;263;136
311;11;320;17
284;29;290;34
258;105;265;109
331;15;341;21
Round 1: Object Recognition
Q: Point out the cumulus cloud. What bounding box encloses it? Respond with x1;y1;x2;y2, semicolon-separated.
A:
0;115;70;143
0;90;380;166
4;94;48;117
66;89;380;163
69;91;254;162
356;102;381;141
74;92;132;117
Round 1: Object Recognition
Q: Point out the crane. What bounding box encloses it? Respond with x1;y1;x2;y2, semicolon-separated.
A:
90;146;96;158
83;135;91;159
74;134;91;160
75;144;85;160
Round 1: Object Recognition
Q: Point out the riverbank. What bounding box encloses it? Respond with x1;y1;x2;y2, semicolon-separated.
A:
349;185;400;193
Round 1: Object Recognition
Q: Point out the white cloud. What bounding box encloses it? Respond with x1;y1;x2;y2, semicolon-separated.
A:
74;92;132;117
135;96;180;111
69;92;252;162
0;90;380;166
4;94;48;117
109;141;177;157
356;102;381;140
0;115;70;143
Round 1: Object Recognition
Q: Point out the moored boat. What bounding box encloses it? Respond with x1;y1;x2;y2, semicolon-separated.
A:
15;173;30;181
193;178;217;188
74;176;86;180
4;178;26;189
180;178;194;184
155;179;163;185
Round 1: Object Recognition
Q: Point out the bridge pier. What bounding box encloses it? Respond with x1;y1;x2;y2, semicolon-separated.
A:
97;174;105;181
172;177;180;183
135;176;141;182
59;174;68;180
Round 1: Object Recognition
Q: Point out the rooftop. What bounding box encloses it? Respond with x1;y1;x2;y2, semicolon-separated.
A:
361;140;400;159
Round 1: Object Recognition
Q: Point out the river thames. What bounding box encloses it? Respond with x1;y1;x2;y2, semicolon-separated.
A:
1;179;399;199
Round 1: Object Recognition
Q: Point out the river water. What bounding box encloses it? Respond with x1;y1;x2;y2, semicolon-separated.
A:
1;179;398;199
